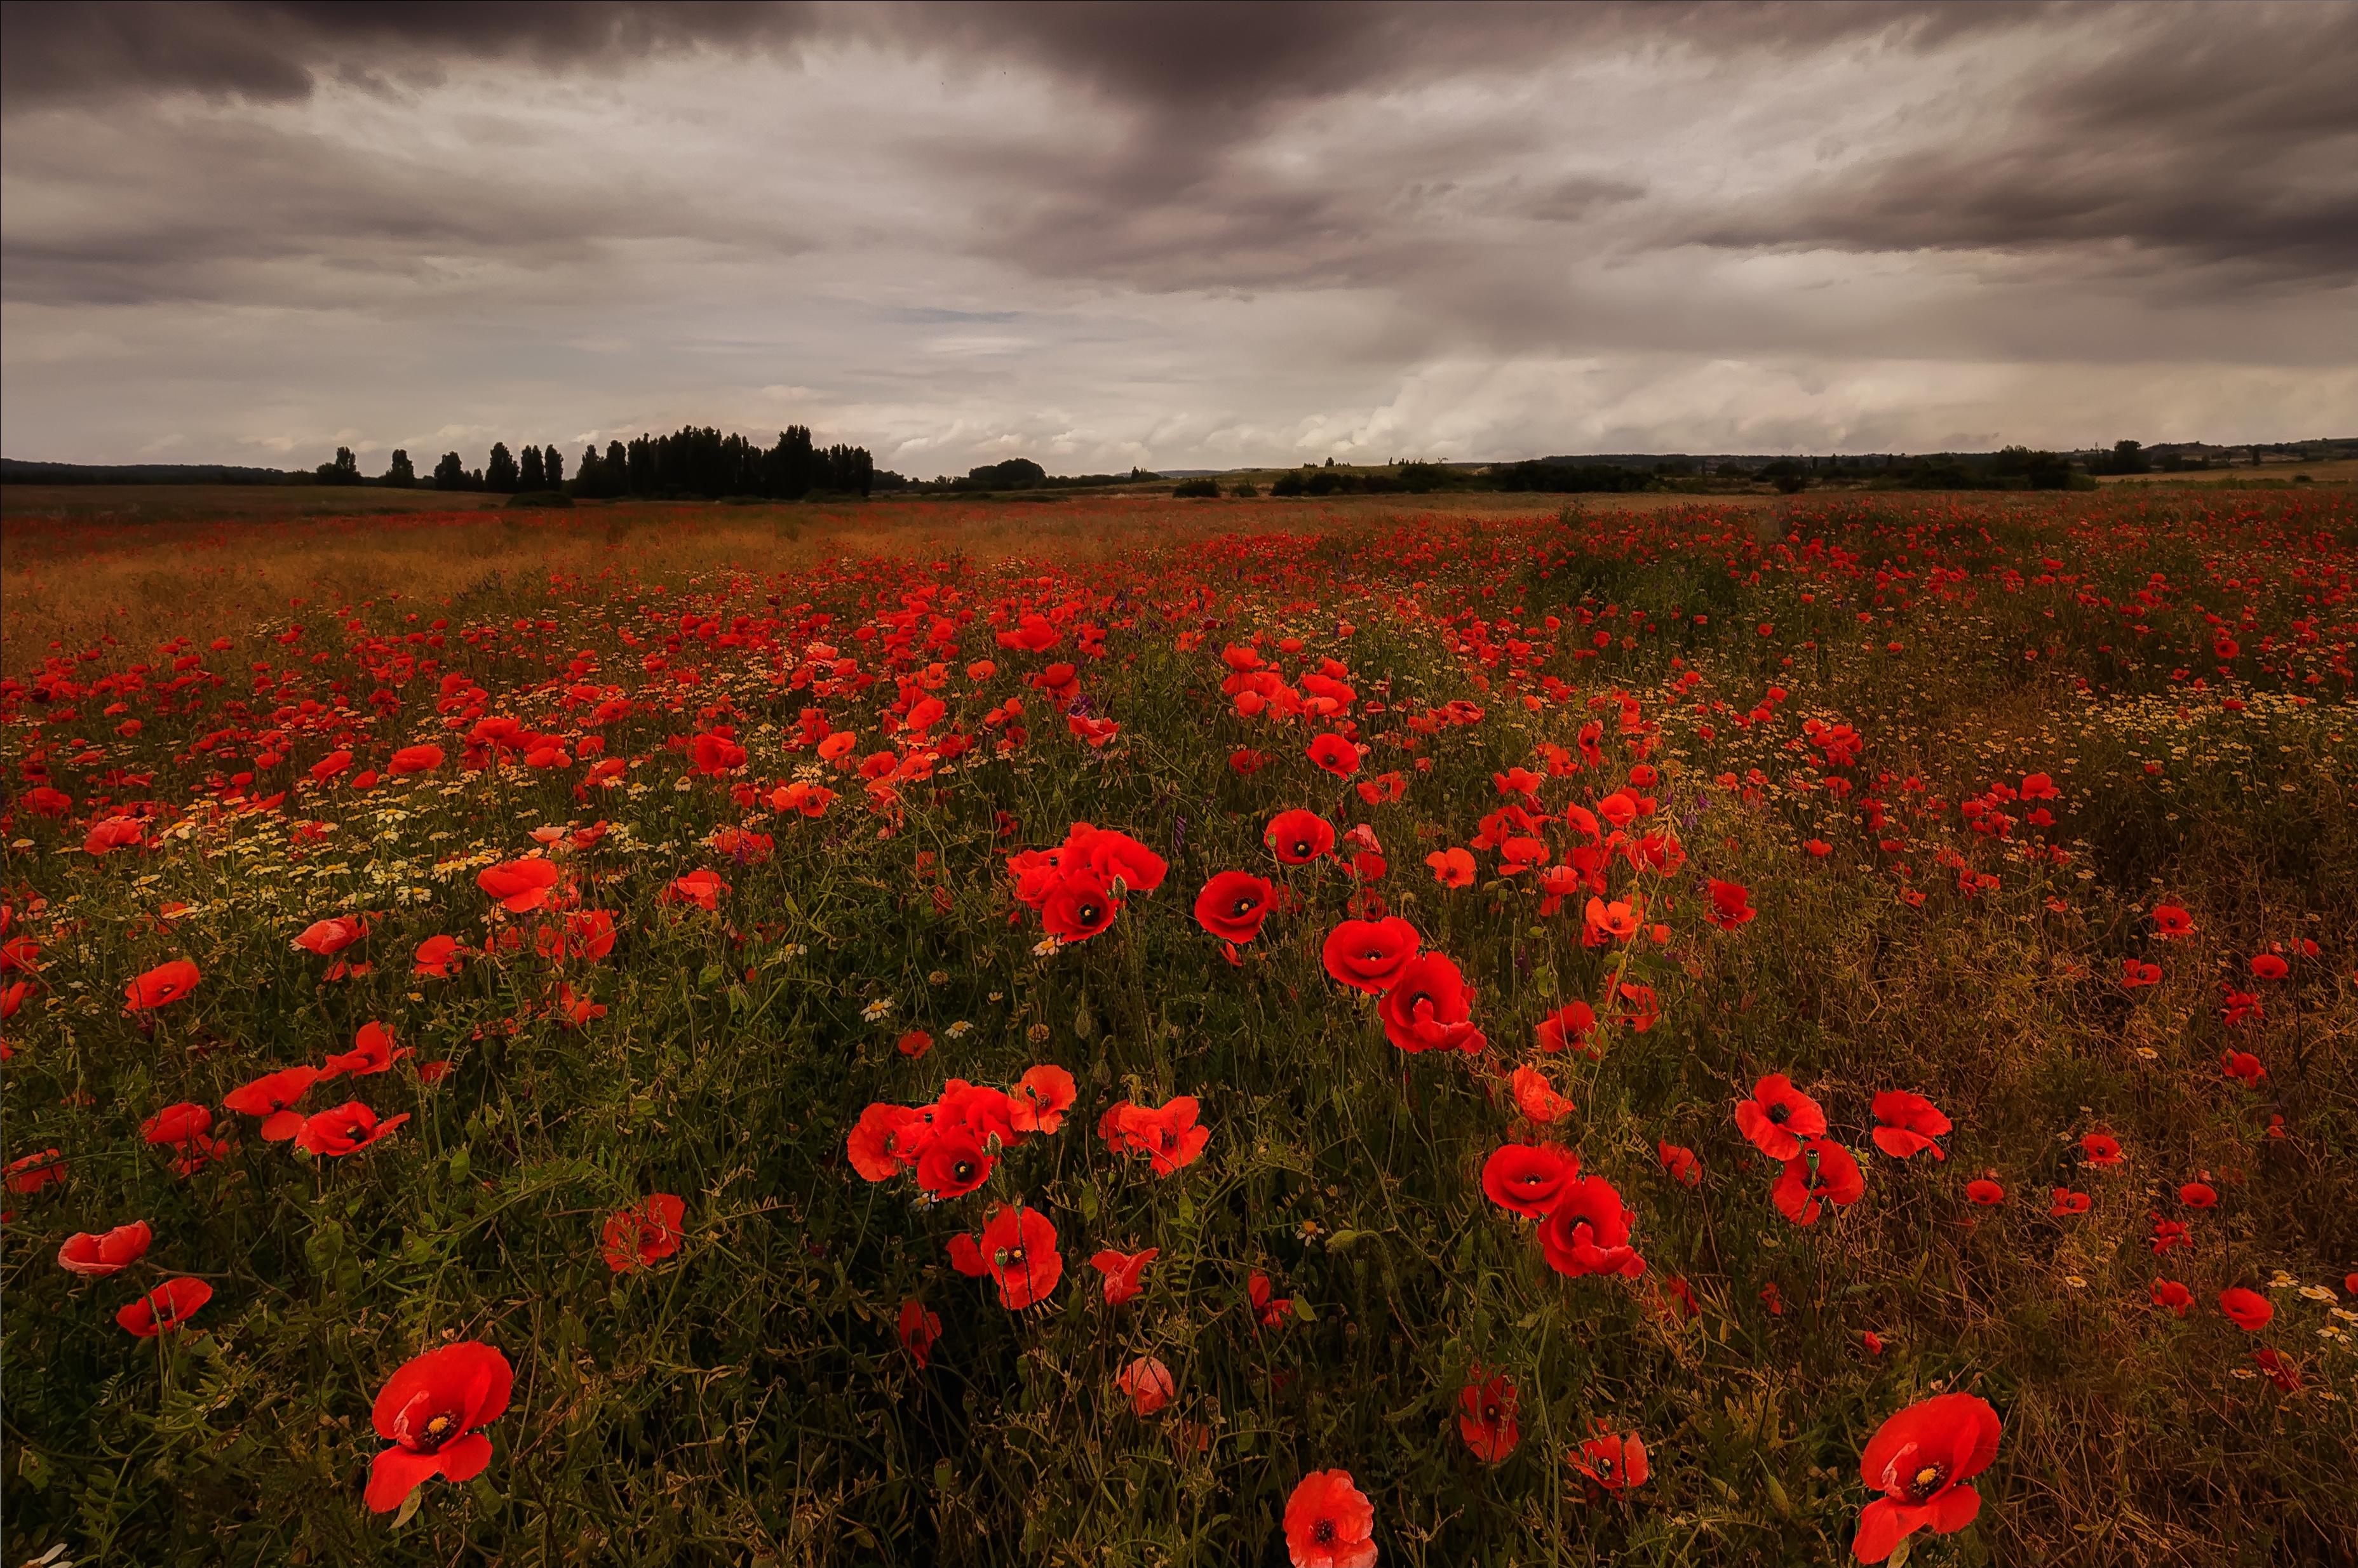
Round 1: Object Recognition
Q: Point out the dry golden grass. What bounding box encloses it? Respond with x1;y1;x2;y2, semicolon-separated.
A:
2096;458;2358;486
5;488;1648;671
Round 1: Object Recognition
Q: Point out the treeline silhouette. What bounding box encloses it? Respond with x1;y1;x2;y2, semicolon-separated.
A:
415;426;875;499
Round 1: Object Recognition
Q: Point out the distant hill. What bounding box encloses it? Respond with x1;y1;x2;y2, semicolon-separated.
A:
0;459;300;485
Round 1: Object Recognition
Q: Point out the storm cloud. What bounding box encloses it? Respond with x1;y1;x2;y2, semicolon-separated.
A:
2;0;2351;472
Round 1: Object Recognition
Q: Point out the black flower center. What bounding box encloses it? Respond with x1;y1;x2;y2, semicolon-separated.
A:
1903;1461;1947;1503
1312;1520;1337;1544
1767;1103;1791;1123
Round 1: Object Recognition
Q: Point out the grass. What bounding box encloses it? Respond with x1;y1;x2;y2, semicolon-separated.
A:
1;488;2354;1567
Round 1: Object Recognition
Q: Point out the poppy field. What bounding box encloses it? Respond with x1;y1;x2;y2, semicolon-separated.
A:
3;488;2355;1567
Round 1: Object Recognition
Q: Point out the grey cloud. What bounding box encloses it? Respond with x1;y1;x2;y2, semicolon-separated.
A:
1680;4;2358;281
0;1;821;107
2;1;2044;112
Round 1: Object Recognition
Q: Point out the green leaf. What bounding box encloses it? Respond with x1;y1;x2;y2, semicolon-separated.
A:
697;962;724;989
1291;1296;1316;1323
1325;1229;1372;1252
447;1146;471;1183
391;1487;424;1531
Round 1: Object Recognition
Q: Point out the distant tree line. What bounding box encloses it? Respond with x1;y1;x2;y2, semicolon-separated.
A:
912;458;1166;494
419;426;876;499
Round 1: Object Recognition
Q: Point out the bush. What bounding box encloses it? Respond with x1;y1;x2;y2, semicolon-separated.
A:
504;491;573;509
1229;480;1260;497
1171;478;1222;498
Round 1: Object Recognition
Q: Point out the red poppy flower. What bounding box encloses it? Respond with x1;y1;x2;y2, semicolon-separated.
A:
1265;809;1336;865
1537;1173;1645;1278
954;1203;1063;1310
1247;1269;1294;1327
1852;1393;2002;1563
2150;902;2195;937
1458;1370;1520;1461
1072;825;1168;894
1509;1065;1573;1123
1283;1469;1377;1568
661;868;730;911
897;1298;941;1367
2218;1287;2273;1331
1965;1177;2005;1206
1773;1137;1866;1225
2178;1181;2217;1209
1009;1064;1077;1134
1194;871;1276;944
2120;958;2161;987
915;1128;995;1199
2254;1348;2302;1392
1117;1355;1177;1416
5;1148;65;1195
1040;871;1119;941
413;934;465;977
84;816;147;855
2150;1278;2193;1316
1706;879;1756;929
58;1219;151;1277
295;1101;410;1156
2249;953;2289;981
1735;1074;1827;1161
124;958;200;1012
116;1276;213;1337
321;1021;410;1079
1100;1096;1211;1175
1378;951;1483;1053
1658;1141;1701;1186
292;915;368;957
365;1341;513;1512
555;982;606;1028
387;744;445;775
1870;1091;1951;1160
1570;1428;1649;1493
601;1193;685;1272
2049;1188;2091;1217
141;1101;213;1147
936;1080;1023;1147
1481;1142;1577;1217
846;1102;926;1181
2079;1131;2124;1167
1423;845;1475;887
1535;1002;1596;1055
478;857;560;913
1320;916;1420;994
1089;1246;1158;1304
1305;733;1360;777
2220;1050;2266;1086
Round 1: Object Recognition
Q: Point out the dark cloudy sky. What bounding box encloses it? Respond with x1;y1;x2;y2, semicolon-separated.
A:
3;1;2353;474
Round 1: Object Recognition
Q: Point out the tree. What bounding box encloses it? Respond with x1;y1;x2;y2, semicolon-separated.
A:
544;445;564;488
574;445;604;496
486;442;520;492
433;452;468;490
519;445;546;490
314;446;363;486
2105;439;2147;475
384;449;415;487
605;441;630;495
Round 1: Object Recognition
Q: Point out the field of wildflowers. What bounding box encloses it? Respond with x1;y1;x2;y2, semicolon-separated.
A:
3;489;2354;1567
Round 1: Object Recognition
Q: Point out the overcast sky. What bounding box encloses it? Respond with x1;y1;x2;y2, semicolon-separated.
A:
3;0;2353;475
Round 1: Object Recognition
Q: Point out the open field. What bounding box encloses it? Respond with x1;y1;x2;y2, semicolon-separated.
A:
3;490;2355;1567
0;488;1764;675
2096;459;2358;488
